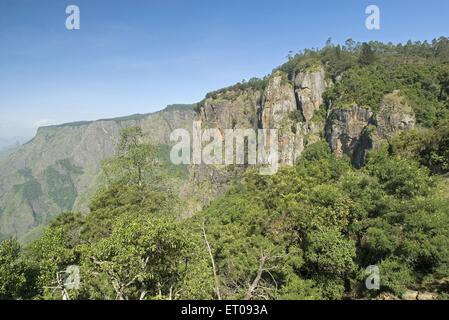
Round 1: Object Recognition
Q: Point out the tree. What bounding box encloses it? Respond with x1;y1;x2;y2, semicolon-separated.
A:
364;147;435;199
103;126;159;187
0;239;29;299
359;43;375;65
438;64;449;99
80;214;193;300
80;126;175;242
27;227;76;299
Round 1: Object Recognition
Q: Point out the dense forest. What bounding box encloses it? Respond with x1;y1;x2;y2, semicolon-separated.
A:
1;38;449;300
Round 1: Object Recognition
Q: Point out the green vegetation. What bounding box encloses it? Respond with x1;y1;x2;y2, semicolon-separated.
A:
0;239;36;299
13;168;43;204
2;124;448;300
44;159;83;211
390;120;449;175
288;110;305;123
163;104;195;112
205;77;268;100
279;38;449;127
1;38;449;300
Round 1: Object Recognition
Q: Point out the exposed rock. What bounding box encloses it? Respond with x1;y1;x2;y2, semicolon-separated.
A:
417;292;437;300
294;68;327;122
190;88;264;210
326;105;373;160
402;290;419;300
327;91;416;167
375;91;416;140
199;89;261;130
196;69;327;168
401;290;437;300
262;72;297;128
262;72;301;165
378;293;400;300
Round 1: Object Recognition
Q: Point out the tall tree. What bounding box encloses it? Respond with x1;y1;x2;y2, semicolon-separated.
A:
0;239;28;299
103;126;159;187
359;42;375;65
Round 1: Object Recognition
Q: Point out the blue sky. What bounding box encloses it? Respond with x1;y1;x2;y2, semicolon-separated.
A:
0;0;448;139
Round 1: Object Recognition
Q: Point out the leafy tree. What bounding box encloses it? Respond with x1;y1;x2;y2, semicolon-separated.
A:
103;126;159;187
364;147;435;199
0;239;32;299
438;64;449;98
26;227;76;299
80;214;193;300
359;43;375;65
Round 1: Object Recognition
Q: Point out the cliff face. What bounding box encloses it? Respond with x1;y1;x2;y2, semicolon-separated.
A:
197;68;328;168
295;68;327;122
326;105;374;164
0;106;194;240
374;92;416;140
186;68;328;208
326;91;416;167
200;89;261;131
262;72;299;165
195;68;417;180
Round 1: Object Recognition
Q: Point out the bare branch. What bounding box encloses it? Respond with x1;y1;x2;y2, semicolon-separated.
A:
202;220;221;300
244;251;267;300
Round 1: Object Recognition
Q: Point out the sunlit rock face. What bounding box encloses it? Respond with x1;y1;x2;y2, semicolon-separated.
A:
327;105;373;159
375;91;416;139
326;91;416;167
295;68;327;122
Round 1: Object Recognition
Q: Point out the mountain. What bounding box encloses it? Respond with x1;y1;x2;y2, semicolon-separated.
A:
0;105;195;241
1;38;448;244
1;38;449;300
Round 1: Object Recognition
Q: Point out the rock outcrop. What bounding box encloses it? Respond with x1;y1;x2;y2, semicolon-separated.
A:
327;105;373;160
402;290;437;300
196;68;329;168
327;91;416;167
189;68;329;208
374;91;416;140
262;72;300;165
295;68;327;122
199;89;261;130
260;69;328;165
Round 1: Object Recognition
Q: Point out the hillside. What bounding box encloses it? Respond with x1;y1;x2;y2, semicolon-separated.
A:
1;38;449;300
0;105;195;241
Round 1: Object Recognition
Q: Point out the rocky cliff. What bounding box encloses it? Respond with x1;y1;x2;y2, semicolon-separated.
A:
193;67;416;186
326;91;416;167
0;65;419;241
196;67;328;168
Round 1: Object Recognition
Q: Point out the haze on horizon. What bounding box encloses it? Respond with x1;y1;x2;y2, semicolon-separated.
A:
1;0;448;139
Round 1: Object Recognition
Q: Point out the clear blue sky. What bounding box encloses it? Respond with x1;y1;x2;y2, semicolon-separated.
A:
0;0;448;139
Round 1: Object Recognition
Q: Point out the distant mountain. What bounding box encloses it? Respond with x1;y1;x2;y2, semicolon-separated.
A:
0;105;195;242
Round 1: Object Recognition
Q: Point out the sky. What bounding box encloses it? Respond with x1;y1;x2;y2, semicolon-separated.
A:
0;0;448;139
